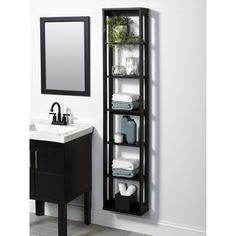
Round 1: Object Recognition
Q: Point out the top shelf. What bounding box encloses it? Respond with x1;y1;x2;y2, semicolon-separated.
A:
103;8;149;17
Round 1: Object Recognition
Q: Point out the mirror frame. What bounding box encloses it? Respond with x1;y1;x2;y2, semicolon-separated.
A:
40;16;90;96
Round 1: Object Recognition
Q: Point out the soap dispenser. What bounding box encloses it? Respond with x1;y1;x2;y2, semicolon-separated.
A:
121;116;130;142
126;119;137;144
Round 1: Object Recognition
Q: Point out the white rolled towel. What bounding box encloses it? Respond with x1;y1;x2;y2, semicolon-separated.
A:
112;93;140;102
112;158;139;171
124;185;137;196
118;183;127;196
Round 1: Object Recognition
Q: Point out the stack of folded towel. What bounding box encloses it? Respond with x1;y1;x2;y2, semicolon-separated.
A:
112;158;139;178
112;93;139;110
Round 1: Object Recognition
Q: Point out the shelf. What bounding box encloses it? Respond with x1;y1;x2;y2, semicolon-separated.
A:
105;41;146;45
105;174;143;181
106;140;144;147
106;108;145;116
102;8;148;17
103;198;148;216
106;75;145;79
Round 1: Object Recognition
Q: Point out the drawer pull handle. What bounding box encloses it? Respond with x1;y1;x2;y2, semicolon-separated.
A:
35;150;38;169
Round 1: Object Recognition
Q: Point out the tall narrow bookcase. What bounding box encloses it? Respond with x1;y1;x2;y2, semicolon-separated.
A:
103;8;149;216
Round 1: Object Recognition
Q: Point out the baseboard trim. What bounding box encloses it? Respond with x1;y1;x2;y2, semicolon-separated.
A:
158;220;206;234
30;200;206;236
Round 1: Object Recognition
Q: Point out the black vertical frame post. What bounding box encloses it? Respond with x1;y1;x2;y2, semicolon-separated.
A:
139;9;144;211
102;10;108;207
108;34;114;200
144;9;150;209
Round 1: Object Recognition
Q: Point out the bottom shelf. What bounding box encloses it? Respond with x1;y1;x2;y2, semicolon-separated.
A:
103;198;148;216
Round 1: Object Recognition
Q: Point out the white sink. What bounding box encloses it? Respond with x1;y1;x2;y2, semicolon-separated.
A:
30;122;93;143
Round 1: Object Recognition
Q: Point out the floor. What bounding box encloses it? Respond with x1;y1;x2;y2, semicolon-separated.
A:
30;214;149;236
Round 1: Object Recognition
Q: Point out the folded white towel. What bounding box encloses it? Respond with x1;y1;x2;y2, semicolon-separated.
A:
112;93;140;102
112;158;139;170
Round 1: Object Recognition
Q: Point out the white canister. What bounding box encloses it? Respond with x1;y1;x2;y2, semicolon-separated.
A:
114;133;124;143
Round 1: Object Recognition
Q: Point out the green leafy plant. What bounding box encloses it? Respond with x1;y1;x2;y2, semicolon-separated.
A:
105;16;138;48
106;15;130;27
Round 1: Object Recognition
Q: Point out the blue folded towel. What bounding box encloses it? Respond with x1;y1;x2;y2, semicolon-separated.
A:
112;101;139;110
112;168;139;178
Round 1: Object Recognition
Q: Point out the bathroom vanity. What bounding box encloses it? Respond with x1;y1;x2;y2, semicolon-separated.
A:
30;122;93;236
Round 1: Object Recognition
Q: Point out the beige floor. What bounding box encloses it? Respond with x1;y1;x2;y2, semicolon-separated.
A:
30;214;149;236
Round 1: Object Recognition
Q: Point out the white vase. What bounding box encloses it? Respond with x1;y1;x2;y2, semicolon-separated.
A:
126;57;139;75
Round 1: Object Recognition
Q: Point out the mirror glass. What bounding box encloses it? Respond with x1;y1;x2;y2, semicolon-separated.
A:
41;17;90;96
45;22;85;91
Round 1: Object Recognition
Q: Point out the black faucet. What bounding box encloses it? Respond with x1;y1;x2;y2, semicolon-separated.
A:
49;102;70;125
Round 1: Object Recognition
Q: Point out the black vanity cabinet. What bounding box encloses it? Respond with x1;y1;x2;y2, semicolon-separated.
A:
30;133;92;236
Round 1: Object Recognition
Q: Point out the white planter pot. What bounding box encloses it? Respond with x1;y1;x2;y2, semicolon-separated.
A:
113;25;127;42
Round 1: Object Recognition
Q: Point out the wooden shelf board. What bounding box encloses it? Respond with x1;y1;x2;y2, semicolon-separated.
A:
106;109;145;116
105;41;146;45
106;140;144;147
106;75;145;79
105;174;144;181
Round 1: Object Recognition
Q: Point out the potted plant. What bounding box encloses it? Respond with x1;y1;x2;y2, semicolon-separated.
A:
106;16;135;48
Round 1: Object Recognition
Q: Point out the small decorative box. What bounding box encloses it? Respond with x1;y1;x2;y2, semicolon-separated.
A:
115;192;137;212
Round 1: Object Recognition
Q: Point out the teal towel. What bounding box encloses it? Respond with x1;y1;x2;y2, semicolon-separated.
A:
112;101;139;110
112;168;139;178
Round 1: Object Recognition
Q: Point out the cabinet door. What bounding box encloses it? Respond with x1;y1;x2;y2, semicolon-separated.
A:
30;140;65;202
32;141;64;175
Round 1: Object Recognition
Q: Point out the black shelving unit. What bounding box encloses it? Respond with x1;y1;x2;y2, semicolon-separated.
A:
103;8;149;216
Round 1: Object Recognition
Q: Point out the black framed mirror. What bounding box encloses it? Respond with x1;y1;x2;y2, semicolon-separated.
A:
40;17;90;96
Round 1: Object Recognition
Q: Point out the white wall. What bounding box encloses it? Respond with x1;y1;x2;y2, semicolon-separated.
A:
30;0;206;235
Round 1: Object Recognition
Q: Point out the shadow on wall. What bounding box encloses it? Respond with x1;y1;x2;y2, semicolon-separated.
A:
114;10;161;225
90;124;104;210
149;9;160;225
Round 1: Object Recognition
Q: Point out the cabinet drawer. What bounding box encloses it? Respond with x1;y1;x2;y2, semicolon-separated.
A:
35;172;64;201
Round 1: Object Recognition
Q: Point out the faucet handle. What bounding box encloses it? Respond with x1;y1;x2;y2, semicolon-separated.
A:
62;113;70;125
49;112;57;123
